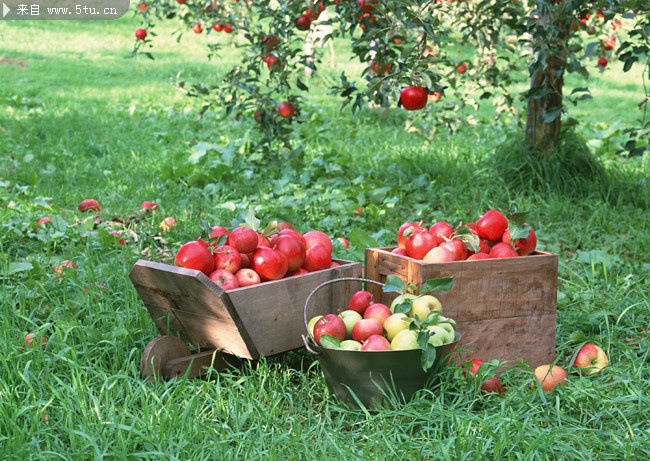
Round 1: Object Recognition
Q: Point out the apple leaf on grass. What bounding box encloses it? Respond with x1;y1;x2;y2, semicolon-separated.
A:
319;334;341;350
420;278;454;294
7;262;33;275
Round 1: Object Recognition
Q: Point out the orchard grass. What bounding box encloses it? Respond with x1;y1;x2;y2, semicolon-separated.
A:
1;15;649;460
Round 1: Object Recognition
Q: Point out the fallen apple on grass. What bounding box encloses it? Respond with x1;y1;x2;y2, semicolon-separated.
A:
570;343;608;375
53;260;77;277
79;199;100;213
531;364;568;391
22;333;47;351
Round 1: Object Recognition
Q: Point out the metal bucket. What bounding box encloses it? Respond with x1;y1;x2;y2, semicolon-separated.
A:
302;277;461;410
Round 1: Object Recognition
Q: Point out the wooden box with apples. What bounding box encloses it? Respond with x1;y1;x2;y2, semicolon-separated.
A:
364;248;558;368
130;258;362;381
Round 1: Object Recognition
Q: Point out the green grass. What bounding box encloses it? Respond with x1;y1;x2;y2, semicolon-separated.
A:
1;14;649;460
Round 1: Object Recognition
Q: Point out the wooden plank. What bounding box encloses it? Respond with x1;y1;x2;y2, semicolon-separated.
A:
451;313;557;369
227;260;362;356
129;260;258;359
162;350;242;380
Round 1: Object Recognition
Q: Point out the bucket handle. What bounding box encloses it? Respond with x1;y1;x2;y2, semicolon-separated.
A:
302;277;394;355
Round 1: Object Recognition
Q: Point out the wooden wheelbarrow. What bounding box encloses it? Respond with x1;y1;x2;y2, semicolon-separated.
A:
129;259;362;382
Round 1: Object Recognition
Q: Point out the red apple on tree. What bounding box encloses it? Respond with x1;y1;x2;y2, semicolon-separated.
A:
192;23;202;34
456;62;467;74
597;57;608;68
278;102;295;118
295;14;312;30
313;314;347;345
135;28;147;40
235;268;261;287
209;269;240;290
400;86;428;110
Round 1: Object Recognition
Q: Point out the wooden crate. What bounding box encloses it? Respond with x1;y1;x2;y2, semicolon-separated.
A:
365;248;558;368
130;259;362;360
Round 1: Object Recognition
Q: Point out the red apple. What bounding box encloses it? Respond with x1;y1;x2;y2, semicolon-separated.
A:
135;28;147;40
423;246;456;263
228;227;259;254
363;303;392;325
597;57;608;68
397;221;426;248
329;261;340;268
358;0;378;13
457;62;467;74
337;237;349;249
22;333;47;351
429;221;454;242
502;225;537;256
303;230;332;253
428;92;442;102
192;23;202;34
251;247;288;280
209;225;230;246
439;238;468;261
476;210;508;242
467;237;491;256
489;242;519;259
570;343;609;375
348;290;374;315
160;217;177;231
223;24;233;33
108;231;125;246
405;230;438;259
278;102;295;118
53;260;77;277
36;217;53;227
209;269;240;290
467;253;491;260
313;314;347;345
295;13;312;30
286;267;310;277
480;376;503;394
277;229;307;247
79;199;100;213
141;201;159;211
391;247;409;256
302;243;331;272
213;24;223;32
273;234;306;272
213;245;241;273
257;233;271;248
463;358;485;376
531;364;568;391
361;334;391;351
240;252;250;269
352;319;384;343
277;221;294;231
175;241;215;275
235;268;262;287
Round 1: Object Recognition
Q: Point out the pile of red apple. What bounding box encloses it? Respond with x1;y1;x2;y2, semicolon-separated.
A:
394;209;537;263
308;289;457;352
173;222;340;290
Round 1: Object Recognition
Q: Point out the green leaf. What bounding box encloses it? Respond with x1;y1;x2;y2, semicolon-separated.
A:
568;331;587;344
420;277;454;294
320;334;341;349
7;262;33;275
393;302;413;315
242;209;261;231
421;345;437;371
383;274;405;293
508;224;531;244
456;232;480;254
506;210;529;226
349;228;379;250
542;107;562;123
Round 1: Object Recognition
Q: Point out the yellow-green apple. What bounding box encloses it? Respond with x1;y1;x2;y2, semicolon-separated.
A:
228;227;259;254
423;246;456;263
410;295;442;321
307;315;323;336
390;329;419;350
235;268;261;287
383;313;410;341
251;247;288;280
489;242;519;259
79;199;100;213
427;325;454;346
390;293;417;313
339;310;362;339
175;240;215;276
213;245;241;273
160;217;177;231
340;340;362;350
209;269;240;290
363;303;392;324
570;343;608;375
302;243;331;272
531;364;568;391
360;334;391;351
303;230;332;253
405;230;438;259
313;314;347;345
273;234;306;272
352;318;384;343
53;260;77;277
476;210;508;242
348;290;374;315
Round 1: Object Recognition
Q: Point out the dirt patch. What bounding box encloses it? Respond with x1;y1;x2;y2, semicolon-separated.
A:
0;57;27;68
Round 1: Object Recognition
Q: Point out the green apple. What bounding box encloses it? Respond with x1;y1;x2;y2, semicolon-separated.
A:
339;340;362;350
390;293;417;313
437;322;455;336
339;310;362;339
427;325;455;346
308;315;323;336
410;295;442;321
390;329;419;350
383;313;411;341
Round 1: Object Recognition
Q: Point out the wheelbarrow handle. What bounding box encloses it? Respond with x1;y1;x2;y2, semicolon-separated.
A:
302;277;395;355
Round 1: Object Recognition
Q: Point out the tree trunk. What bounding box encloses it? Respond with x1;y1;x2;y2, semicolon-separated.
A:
524;53;565;158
